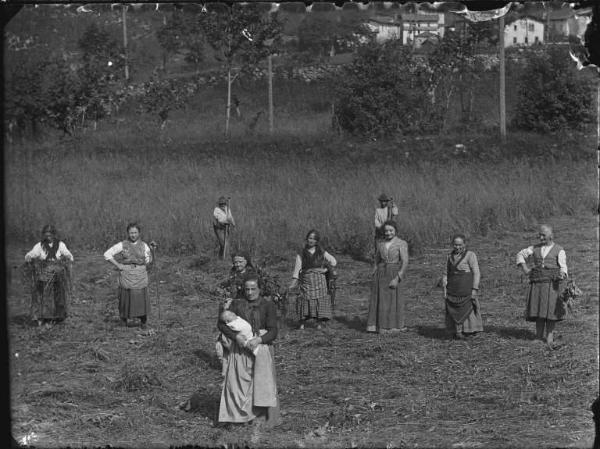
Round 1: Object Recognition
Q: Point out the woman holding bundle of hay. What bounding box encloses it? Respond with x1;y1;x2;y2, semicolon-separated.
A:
516;224;568;346
441;234;483;340
24;225;74;325
104;222;152;329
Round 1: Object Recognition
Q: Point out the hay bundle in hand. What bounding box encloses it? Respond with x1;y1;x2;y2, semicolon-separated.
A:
560;279;582;314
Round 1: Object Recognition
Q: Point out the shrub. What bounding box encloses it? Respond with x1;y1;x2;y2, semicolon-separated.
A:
513;47;595;132
333;41;440;136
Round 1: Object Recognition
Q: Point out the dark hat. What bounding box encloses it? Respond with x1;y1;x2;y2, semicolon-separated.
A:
217;196;228;205
378;193;391;202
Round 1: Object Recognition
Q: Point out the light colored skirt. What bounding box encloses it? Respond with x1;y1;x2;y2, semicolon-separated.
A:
219;341;280;425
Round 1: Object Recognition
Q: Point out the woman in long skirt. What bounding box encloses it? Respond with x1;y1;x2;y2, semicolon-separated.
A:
104;222;152;328
442;234;483;340
516;224;568;345
367;220;409;333
288;229;337;330
24;225;74;325
217;278;280;428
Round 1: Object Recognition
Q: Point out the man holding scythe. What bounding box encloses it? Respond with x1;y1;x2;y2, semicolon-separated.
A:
213;196;235;259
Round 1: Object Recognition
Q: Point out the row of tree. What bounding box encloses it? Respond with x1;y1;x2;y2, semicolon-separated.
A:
5;3;596;140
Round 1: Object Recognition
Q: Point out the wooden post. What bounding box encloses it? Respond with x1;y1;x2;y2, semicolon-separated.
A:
122;5;129;81
499;15;507;142
225;68;232;137
268;54;274;134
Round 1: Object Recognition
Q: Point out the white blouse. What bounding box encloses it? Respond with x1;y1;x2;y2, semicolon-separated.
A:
104;241;152;264
516;243;568;276
292;248;337;279
213;206;235;226
25;242;74;262
374;205;399;228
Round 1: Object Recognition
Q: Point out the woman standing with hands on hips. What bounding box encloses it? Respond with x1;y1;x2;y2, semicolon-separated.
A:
367;220;409;333
104;223;153;329
289;230;337;330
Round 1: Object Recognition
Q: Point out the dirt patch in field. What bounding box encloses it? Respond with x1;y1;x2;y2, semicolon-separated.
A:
7;214;598;448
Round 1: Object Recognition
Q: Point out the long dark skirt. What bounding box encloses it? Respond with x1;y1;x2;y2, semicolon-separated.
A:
118;287;149;319
525;280;564;322
367;263;405;331
31;279;68;321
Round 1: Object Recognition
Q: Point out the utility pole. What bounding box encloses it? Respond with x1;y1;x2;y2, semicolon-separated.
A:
268;53;274;134
498;15;506;141
122;4;129;81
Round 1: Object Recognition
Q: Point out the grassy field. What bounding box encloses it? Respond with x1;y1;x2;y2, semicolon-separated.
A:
7;213;598;448
4;126;597;259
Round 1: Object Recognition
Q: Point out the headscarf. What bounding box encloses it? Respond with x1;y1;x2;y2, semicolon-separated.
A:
40;225;59;260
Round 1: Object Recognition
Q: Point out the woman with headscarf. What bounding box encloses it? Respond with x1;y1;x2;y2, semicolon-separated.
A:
442;234;482;340
288;229;337;329
220;252;259;299
24;225;74;325
104;222;153;329
367;220;409;333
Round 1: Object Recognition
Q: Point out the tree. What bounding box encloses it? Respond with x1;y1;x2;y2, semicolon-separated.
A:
156;10;188;71
77;23;125;129
334;41;438;136
296;11;374;59
5;57;50;137
427;23;493;128
141;75;186;129
201;3;283;136
513;46;595;132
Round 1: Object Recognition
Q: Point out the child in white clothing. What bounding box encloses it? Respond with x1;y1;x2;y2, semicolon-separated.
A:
217;310;267;357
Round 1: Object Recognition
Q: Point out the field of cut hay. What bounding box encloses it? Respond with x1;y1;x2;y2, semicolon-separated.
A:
7;214;598;448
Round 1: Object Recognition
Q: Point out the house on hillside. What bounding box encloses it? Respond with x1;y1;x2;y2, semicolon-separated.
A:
401;13;445;46
504;16;544;47
546;8;575;40
367;15;402;43
367;12;445;47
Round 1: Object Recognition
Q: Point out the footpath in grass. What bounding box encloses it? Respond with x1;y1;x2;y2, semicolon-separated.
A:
7;214;598;448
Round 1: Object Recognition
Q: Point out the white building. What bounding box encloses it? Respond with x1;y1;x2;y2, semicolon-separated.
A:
367;15;402;43
401;13;445;46
504;17;544;47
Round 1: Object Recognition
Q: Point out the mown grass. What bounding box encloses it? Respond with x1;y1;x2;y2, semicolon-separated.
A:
7;214;598;448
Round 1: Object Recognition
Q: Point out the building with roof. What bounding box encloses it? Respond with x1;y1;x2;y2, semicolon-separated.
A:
401;13;445;46
367;15;402;43
504;16;544;47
